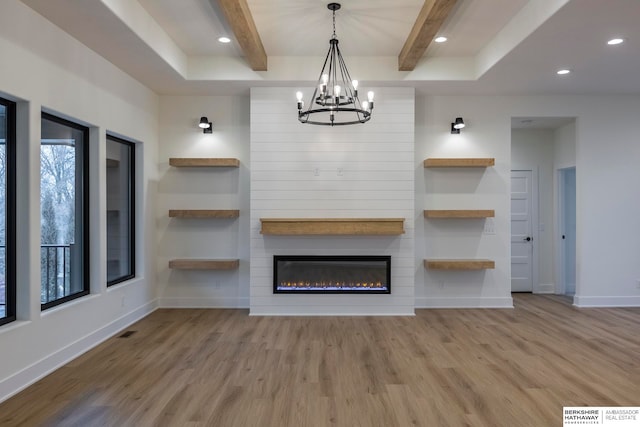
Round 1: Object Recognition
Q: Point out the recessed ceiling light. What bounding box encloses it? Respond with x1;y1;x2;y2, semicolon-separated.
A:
434;36;448;43
556;69;571;75
607;38;624;45
218;36;231;44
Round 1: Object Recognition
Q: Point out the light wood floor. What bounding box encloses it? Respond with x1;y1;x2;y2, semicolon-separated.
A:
1;294;639;426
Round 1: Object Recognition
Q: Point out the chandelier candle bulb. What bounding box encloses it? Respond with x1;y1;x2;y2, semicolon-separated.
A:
296;91;304;110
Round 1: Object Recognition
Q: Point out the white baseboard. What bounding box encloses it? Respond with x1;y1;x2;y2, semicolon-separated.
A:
249;312;416;316
159;297;249;308
415;296;514;308
573;295;640;307
0;299;158;404
248;306;415;316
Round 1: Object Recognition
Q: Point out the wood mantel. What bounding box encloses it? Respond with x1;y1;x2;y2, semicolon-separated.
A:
260;218;405;235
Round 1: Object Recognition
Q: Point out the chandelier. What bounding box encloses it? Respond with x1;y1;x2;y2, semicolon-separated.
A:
296;3;374;126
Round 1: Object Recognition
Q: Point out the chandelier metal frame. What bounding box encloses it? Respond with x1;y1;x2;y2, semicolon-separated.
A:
297;3;374;126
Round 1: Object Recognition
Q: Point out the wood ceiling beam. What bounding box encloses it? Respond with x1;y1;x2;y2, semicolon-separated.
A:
215;0;267;71
398;0;459;71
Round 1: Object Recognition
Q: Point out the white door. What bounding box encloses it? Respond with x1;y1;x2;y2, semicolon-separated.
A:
560;167;576;295
511;170;533;292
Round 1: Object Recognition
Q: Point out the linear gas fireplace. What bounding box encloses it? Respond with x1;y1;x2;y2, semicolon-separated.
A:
274;255;391;294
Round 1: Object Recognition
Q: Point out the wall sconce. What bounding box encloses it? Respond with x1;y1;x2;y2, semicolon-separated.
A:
451;117;465;134
199;116;212;134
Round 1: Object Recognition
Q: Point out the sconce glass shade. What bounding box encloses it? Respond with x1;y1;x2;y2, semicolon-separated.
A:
199;117;211;129
451;117;465;134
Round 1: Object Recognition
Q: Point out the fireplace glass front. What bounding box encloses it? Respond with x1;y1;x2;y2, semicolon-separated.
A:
273;255;391;294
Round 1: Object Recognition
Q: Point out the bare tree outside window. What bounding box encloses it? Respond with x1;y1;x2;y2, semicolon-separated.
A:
40;114;89;309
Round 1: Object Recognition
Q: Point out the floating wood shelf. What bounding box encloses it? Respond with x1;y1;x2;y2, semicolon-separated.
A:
425;259;495;270
168;259;239;270
424;210;495;219
260;218;405;235
169;158;240;167
168;209;239;219
424;158;495;168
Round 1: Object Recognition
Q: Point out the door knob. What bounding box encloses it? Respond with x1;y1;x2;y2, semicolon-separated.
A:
524;237;531;241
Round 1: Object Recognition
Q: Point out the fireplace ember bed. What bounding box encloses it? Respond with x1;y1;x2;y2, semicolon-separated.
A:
273;255;391;294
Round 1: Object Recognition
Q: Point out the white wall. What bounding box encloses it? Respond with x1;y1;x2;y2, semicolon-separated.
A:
570;99;640;306
414;95;640;308
157;96;250;307
415;96;513;308
250;87;415;315
554;122;576;168
511;129;555;293
0;0;158;402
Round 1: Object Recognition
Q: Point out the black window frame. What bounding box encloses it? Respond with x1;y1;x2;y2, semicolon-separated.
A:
40;112;90;310
106;134;135;287
0;96;16;326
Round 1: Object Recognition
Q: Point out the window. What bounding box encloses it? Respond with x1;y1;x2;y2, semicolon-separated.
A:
0;97;16;326
40;113;89;309
106;134;135;285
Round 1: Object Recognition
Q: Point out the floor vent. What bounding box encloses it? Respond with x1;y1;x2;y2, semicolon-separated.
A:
118;330;137;338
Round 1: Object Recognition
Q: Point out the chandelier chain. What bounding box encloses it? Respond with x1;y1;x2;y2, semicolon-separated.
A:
332;8;337;39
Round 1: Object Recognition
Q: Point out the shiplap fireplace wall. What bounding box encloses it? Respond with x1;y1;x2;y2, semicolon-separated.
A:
250;87;415;315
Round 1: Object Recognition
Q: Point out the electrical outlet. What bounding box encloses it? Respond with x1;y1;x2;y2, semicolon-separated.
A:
483;218;496;235
313;168;320;176
636;279;640;289
337;167;344;176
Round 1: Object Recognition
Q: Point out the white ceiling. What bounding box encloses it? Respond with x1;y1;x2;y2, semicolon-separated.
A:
136;0;528;58
425;0;528;57
136;0;236;56
18;0;640;96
